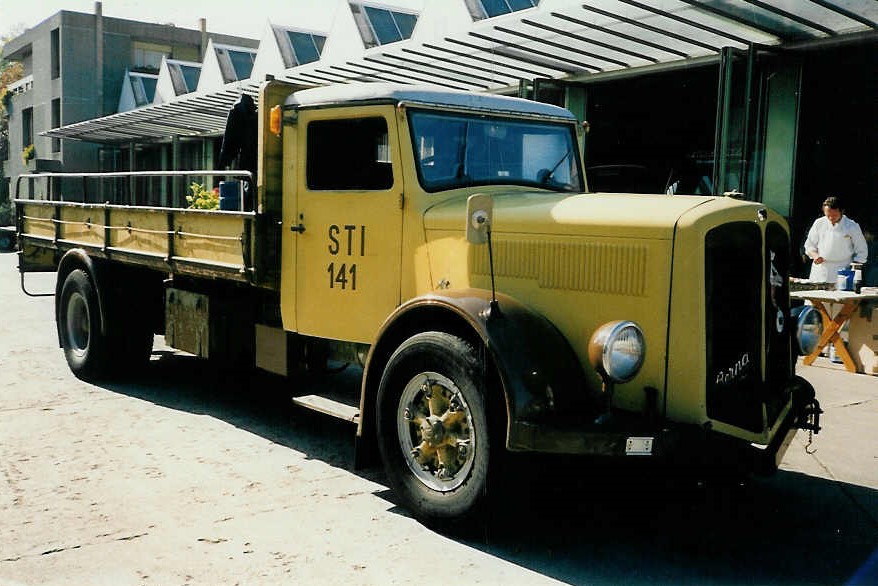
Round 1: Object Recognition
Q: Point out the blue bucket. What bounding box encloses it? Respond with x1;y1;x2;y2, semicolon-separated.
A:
219;180;241;211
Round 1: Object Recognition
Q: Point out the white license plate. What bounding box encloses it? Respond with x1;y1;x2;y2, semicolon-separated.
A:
625;437;654;456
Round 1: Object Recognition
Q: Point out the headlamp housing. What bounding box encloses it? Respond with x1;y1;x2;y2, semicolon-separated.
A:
588;320;646;384
791;305;823;356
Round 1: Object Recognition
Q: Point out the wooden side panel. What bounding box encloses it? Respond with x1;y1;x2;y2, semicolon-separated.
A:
59;207;104;247
173;212;245;267
20;203;54;240
17;200;252;280
109;207;170;257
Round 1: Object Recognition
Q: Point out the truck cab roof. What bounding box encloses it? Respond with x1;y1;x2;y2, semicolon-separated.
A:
285;83;577;121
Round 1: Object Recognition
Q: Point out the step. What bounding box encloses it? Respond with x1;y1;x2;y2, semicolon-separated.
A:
292;394;360;424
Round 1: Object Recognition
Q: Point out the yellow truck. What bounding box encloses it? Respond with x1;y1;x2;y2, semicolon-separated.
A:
14;81;823;526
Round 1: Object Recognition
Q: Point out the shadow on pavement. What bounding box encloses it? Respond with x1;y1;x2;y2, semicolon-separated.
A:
102;350;878;586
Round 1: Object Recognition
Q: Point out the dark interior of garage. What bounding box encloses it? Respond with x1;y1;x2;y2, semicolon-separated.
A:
583;65;719;195
792;41;877;279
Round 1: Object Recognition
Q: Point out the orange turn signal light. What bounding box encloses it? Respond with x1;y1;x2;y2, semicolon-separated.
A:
270;105;282;137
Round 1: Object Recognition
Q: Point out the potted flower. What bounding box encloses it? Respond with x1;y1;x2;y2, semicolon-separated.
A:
21;143;35;166
185;182;219;210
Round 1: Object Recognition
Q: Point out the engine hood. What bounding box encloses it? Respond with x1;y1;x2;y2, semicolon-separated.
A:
424;191;719;240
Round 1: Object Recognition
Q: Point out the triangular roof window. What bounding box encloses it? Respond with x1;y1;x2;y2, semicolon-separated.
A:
464;0;539;20
215;45;257;82
272;26;328;68
350;2;418;48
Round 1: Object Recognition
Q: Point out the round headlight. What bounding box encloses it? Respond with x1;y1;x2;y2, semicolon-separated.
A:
588;321;646;384
791;305;823;356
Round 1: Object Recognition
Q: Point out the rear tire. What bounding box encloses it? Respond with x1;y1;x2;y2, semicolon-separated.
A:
58;269;111;380
376;332;493;528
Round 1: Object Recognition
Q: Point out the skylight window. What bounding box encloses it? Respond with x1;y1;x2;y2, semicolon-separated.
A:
131;74;157;107
464;0;539;20
168;62;201;95
350;2;418;48
216;46;256;82
230;50;256;79
287;31;326;66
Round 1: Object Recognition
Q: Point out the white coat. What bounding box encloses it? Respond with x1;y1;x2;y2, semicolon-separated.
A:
804;215;869;282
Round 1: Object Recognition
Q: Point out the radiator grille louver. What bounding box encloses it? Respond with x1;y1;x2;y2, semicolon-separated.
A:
704;221;792;433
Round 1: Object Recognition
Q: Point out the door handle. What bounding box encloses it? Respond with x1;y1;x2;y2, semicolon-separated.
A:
290;223;306;233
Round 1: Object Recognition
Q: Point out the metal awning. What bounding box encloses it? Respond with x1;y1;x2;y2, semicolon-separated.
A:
44;85;259;144
281;0;877;91
44;0;877;144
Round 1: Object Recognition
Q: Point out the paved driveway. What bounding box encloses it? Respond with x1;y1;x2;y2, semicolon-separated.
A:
1;251;875;585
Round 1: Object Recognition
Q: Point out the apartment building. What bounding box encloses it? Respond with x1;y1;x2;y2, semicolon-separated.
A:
1;2;256;195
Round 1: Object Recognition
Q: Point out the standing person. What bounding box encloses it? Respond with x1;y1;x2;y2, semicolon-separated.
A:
804;196;868;283
217;93;258;210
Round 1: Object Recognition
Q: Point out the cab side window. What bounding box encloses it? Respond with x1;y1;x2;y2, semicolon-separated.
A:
307;117;393;190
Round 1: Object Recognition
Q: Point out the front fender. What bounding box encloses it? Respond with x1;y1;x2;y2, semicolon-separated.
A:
357;289;593;466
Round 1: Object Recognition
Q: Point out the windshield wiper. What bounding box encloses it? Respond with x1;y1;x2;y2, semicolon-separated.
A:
539;148;571;185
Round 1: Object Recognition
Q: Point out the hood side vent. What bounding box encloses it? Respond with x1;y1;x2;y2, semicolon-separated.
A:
470;239;648;296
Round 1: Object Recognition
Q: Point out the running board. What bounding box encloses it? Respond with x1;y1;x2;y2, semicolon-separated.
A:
292;394;360;424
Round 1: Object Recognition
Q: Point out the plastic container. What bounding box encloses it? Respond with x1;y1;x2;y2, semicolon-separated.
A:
219;180;241;211
852;265;863;293
836;268;854;291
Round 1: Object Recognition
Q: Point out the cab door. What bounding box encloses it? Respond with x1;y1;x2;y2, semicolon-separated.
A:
294;106;404;343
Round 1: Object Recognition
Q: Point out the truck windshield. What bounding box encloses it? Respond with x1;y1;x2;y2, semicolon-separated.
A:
408;110;583;193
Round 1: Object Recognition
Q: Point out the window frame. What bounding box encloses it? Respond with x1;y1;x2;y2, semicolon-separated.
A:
463;0;539;21
22;107;34;150
407;108;584;194
51;99;61;153
305;115;395;192
350;2;419;48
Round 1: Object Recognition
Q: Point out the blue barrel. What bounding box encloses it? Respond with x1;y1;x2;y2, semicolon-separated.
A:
219;181;241;211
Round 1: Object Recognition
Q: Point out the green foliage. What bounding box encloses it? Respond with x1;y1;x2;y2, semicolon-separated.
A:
1;60;24;171
0;86;10;112
21;143;34;164
186;182;219;210
0;196;12;226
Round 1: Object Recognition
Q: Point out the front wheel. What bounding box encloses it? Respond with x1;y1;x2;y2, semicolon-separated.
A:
376;332;493;527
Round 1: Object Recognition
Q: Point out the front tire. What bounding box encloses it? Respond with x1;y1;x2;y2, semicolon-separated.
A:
58;269;111;380
376;332;493;527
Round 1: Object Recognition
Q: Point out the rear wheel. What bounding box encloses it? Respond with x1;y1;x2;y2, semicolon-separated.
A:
58;269;110;379
377;332;493;527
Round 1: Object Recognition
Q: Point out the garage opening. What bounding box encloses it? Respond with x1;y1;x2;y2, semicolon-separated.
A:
580;66;719;195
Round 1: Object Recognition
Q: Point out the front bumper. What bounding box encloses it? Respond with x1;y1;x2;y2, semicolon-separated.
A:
746;375;821;475
508;376;821;475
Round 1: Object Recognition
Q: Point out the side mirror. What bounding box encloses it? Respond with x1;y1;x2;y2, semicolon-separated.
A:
466;193;493;244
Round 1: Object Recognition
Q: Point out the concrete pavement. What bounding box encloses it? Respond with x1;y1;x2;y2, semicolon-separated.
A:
1;251;876;585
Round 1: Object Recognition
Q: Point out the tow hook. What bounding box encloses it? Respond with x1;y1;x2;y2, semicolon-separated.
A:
791;378;822;453
797;397;822;435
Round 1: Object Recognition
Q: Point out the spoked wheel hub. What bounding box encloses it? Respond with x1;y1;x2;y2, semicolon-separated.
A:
397;372;476;491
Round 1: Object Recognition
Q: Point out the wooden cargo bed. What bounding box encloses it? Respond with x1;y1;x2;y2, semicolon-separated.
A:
17;200;255;283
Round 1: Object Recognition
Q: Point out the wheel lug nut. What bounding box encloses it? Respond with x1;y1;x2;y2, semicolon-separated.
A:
411;447;421;459
403;408;412;421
